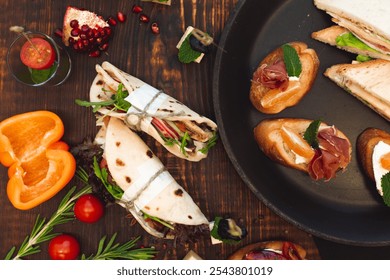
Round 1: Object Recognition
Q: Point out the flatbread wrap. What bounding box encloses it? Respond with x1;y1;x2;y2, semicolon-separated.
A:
82;61;218;162
99;117;209;239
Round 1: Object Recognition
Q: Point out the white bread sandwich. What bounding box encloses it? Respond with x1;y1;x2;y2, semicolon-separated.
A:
254;118;351;181
357;128;390;206
324;59;390;121
76;62;218;162
312;0;390;61
250;42;319;114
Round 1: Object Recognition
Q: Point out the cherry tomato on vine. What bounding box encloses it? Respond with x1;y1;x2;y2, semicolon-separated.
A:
48;234;80;260
74;194;104;223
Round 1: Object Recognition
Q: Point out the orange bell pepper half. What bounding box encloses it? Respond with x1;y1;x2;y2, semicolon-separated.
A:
0;111;76;210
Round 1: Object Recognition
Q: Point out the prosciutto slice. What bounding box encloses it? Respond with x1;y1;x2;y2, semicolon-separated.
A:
308;127;350;181
253;59;289;90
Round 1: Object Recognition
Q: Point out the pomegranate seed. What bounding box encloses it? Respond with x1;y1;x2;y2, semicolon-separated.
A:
89;49;101;57
107;16;117;26
96;37;103;44
71;28;80;37
68;37;75;44
93;29;100;38
117;12;126;23
81;24;90;34
70;19;79;28
139;14;150;23
104;27;112;36
132;5;143;14
80;33;87;40
54;28;63;38
99;43;109;51
82;39;89;46
72;42;79;51
151;23;160;34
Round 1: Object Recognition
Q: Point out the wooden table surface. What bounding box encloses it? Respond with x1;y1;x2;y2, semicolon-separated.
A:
0;0;323;260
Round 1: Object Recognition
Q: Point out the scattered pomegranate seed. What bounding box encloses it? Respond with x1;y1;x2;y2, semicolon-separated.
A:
54;28;63;38
107;16;117;26
89;49;101;57
139;14;150;23
132;4;143;14
98;43;109;51
117;12;126;23
151;23;160;34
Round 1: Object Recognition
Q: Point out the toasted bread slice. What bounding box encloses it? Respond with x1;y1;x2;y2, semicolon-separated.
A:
312;25;390;61
250;42;319;114
357;128;390;181
325;59;390;121
254;118;351;179
228;241;306;260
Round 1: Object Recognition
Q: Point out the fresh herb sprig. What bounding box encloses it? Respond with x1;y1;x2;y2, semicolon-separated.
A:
199;132;218;154
5;185;92;260
92;156;124;199
303;119;321;149
81;233;157;260
143;212;174;230
382;173;390;207
75;83;131;112
282;44;302;77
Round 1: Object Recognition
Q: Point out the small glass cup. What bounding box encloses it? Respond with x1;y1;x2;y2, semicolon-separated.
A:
7;31;72;86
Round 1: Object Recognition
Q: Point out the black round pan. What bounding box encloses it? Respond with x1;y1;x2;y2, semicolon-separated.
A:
213;0;390;245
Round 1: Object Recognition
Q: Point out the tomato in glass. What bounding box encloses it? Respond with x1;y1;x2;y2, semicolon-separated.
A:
20;38;56;70
48;234;80;260
74;194;104;223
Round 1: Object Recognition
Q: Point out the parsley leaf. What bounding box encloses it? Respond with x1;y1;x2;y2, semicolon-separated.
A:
178;34;202;63
180;132;191;156
381;173;390;207
303;119;321;149
282;44;302;77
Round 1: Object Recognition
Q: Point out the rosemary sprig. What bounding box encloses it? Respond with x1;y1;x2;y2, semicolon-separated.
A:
5;185;92;260
81;233;157;260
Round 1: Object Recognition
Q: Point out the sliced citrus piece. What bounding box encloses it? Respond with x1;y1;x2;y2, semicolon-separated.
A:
0;111;75;210
280;125;315;160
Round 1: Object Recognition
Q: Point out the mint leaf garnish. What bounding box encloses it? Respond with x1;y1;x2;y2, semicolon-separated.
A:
178;34;201;63
282;44;302;77
30;63;57;84
381;173;390;206
303;119;321;149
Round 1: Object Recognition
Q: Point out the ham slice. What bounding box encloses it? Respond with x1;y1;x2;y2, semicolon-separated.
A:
308;127;351;180
253;59;289;90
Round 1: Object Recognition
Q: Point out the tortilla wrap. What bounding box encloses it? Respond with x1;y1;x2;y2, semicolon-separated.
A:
89;61;218;161
101;117;209;238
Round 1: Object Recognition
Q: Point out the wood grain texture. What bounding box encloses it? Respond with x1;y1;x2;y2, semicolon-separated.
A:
0;0;320;260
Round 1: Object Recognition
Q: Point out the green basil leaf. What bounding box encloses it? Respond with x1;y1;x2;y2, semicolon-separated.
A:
381;173;390;207
303;119;321;149
282;44;302;77
30;63;57;84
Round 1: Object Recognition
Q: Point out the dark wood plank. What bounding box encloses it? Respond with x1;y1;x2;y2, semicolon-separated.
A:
0;0;320;260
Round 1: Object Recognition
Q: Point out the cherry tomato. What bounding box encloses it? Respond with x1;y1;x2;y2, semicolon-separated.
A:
48;234;80;260
20;38;56;70
74;194;104;223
